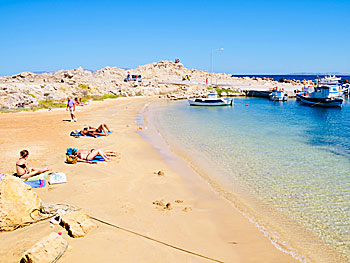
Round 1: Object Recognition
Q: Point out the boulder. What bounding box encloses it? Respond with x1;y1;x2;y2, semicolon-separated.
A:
0;175;41;231
60;211;96;238
21;232;68;263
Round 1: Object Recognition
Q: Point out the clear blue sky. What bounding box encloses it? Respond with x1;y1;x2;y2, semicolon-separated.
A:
0;0;349;75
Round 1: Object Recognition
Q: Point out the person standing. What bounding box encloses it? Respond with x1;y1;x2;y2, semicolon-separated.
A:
66;96;77;122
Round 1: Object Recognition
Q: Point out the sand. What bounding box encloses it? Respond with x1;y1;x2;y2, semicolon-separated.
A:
0;97;298;263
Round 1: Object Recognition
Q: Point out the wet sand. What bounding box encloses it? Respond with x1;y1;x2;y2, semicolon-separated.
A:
0;97;298;263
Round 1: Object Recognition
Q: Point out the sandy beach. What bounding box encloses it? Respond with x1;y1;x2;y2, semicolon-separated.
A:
0;97;298;263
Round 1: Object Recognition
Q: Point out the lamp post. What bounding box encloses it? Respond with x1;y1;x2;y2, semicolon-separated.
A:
210;48;224;86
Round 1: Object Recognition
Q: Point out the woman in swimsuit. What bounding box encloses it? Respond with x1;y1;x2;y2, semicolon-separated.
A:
78;124;111;138
86;124;111;134
16;150;51;179
75;149;117;162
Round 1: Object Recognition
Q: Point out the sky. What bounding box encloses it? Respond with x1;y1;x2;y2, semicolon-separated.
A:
0;0;349;75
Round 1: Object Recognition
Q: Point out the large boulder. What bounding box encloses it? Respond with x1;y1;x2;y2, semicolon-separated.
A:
60;211;96;238
21;232;68;263
0;175;41;231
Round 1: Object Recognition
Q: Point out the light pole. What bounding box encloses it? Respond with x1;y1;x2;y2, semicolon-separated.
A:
210;48;224;86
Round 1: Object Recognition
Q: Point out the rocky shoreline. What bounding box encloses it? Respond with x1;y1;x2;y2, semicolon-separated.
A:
0;60;302;109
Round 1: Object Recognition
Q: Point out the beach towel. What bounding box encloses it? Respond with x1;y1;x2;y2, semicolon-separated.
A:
0;173;4;182
23;179;46;188
21;171;49;181
18;172;49;188
70;131;111;138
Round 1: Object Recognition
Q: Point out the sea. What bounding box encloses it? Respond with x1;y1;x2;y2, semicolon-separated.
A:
143;91;350;263
231;74;350;82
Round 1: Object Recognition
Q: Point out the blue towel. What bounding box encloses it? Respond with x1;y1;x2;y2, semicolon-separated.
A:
23;179;46;188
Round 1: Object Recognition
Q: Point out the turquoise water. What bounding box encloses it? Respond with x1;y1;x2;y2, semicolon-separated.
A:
149;98;350;262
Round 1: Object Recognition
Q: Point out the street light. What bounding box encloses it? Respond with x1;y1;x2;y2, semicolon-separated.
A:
210;48;224;86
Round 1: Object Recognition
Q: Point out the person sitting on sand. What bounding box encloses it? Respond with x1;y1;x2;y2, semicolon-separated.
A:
66;148;118;163
15;150;51;179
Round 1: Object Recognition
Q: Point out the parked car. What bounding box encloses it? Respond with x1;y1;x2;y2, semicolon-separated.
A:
124;74;142;82
131;75;142;82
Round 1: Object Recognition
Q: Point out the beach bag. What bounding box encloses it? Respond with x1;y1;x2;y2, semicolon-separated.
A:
23;179;46;188
49;172;67;185
66;154;78;164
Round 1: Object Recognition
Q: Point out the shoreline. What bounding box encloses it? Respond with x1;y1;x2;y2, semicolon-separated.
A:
142;99;348;263
1;97;298;262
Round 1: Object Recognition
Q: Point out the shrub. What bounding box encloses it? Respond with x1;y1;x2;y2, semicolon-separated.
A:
37;99;66;109
78;84;90;90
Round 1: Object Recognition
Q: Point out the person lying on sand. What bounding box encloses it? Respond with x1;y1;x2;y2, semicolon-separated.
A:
87;124;111;133
66;148;118;163
79;124;111;138
15;150;51;179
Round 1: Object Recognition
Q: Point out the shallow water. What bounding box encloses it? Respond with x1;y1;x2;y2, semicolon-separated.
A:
149;97;350;262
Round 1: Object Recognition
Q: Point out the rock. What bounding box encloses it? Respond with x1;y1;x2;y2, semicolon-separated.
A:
21;232;68;263
0;175;41;231
157;170;164;176
60;211;96;238
183;207;192;212
165;203;172;210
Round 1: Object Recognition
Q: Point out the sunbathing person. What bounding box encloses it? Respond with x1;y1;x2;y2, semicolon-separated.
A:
79;124;111;138
78;128;106;138
16;150;51;179
66;148;118;163
87;124;111;134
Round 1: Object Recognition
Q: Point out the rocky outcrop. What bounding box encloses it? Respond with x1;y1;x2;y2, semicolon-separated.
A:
0;60;299;109
0;175;41;231
60;211;96;238
21;232;68;263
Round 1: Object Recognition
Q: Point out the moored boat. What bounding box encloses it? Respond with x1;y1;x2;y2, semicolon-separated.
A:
319;75;341;84
188;93;233;106
296;85;343;107
269;87;288;101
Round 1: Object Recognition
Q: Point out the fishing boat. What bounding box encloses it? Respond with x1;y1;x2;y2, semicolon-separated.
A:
269;87;288;101
188;93;233;106
296;85;343;107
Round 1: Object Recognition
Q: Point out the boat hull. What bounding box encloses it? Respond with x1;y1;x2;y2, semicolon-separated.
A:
296;94;343;107
188;98;233;106
269;95;288;101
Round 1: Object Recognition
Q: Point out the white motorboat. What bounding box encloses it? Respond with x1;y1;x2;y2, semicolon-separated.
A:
319;75;341;84
188;93;233;106
269;87;288;101
296;85;343;107
316;75;348;96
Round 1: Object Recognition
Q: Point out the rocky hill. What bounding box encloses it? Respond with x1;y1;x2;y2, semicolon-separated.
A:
0;60;299;109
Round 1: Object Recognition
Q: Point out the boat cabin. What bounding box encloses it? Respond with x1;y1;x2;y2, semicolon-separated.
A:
311;86;339;99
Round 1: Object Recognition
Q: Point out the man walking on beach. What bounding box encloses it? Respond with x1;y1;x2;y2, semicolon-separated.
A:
66;96;77;122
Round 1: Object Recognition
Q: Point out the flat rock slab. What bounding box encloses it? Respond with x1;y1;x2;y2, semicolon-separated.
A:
21;232;68;263
0;175;41;231
60;211;96;238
